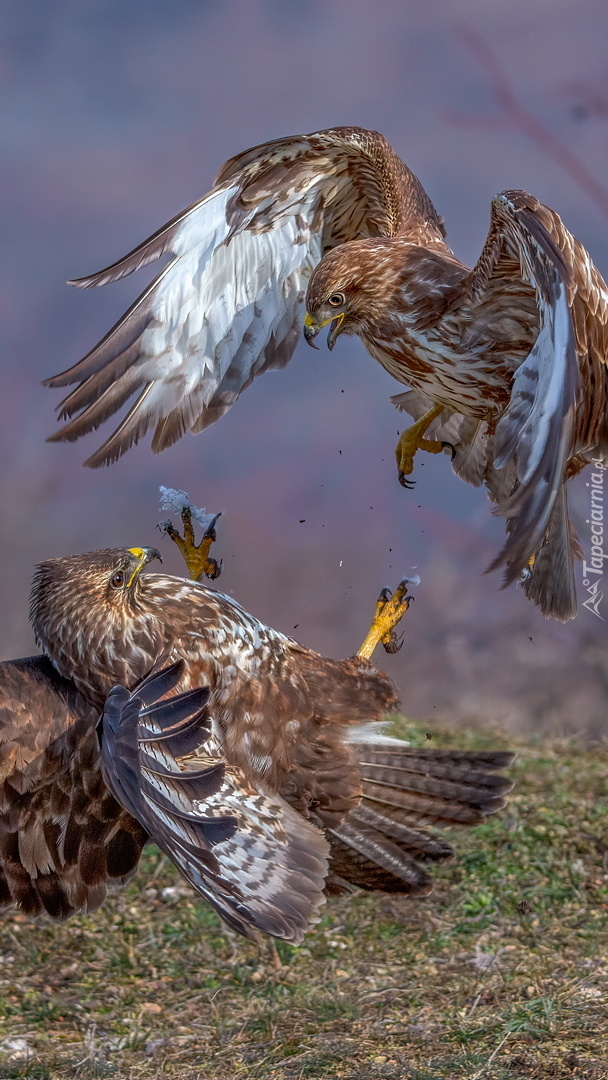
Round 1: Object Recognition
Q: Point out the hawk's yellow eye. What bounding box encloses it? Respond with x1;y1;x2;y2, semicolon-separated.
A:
328;292;345;307
110;571;125;589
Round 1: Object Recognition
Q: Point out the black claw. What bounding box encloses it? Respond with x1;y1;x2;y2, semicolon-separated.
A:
203;512;222;540
393;587;412;607
398;471;416;489
378;587;393;604
383;631;405;655
207;558;223;580
441;441;456;460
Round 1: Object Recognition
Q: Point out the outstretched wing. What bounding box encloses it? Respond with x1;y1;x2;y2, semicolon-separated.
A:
45;127;445;467
101;661;329;943
0;656;147;919
457;191;608;581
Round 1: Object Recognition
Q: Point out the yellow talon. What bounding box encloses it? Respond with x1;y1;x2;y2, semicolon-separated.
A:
162;507;222;582
357;580;413;660
395;403;448;488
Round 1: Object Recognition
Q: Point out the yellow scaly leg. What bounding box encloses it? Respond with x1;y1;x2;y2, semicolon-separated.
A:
357;580;413;660
395;403;452;489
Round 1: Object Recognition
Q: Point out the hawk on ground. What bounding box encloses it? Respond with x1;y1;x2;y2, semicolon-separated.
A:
45;127;608;620
9;544;515;943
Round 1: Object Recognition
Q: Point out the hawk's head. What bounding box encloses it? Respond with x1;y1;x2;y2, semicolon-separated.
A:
304;238;407;350
30;547;164;704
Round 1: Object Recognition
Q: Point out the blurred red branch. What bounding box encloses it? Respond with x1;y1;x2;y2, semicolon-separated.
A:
452;24;608;221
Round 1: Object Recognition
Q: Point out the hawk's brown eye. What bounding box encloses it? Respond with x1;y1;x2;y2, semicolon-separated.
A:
110;571;125;589
328;292;345;307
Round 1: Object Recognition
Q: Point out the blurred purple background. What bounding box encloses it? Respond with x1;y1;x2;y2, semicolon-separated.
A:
2;0;608;736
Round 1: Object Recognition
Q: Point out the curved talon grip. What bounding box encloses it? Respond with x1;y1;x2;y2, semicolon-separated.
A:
206;558;223;581
383;631;405;654
398;472;416;489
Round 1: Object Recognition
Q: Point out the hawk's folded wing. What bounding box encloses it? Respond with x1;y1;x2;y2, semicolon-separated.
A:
45;127;445;466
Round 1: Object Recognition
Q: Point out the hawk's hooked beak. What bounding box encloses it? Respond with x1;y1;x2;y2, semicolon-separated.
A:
126;546;162;587
303;312;345;351
303;312;321;349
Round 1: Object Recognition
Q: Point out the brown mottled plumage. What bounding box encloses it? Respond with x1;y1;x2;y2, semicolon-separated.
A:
0;655;148;918
25;546;514;943
45;127;608;619
304;187;608;621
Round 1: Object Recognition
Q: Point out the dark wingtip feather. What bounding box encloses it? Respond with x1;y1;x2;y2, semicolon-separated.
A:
78;383;156;468
135;659;185;705
142;685;210;725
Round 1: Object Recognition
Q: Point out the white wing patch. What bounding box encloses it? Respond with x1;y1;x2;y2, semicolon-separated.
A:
48;185;323;466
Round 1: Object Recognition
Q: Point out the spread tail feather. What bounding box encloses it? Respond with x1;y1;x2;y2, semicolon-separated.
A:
328;735;514;894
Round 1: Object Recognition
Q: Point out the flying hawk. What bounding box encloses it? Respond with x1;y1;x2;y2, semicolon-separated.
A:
15;544;514;942
45;127;608;620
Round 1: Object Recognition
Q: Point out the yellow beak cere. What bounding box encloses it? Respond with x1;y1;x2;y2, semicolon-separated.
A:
126;547;149;588
304;312;335;330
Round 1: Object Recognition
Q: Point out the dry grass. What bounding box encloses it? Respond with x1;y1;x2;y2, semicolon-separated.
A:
0;721;606;1080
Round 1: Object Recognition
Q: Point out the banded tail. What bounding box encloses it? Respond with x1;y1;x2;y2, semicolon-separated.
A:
328;731;514;894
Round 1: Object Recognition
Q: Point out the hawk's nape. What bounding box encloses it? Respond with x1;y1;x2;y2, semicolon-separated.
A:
25;546;515;942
